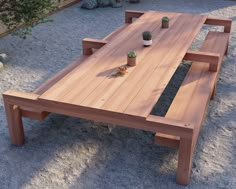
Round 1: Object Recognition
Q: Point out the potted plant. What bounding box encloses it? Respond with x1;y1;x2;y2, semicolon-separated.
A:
127;51;137;67
142;31;152;47
118;66;128;75
162;16;169;28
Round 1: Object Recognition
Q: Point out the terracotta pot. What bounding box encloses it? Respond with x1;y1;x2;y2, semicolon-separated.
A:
162;21;169;28
143;40;152;47
118;66;127;75
119;70;127;75
127;57;136;67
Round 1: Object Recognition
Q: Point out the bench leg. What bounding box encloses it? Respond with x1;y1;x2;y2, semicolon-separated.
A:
176;137;194;185
4;102;24;146
225;42;229;55
211;82;216;100
83;48;93;55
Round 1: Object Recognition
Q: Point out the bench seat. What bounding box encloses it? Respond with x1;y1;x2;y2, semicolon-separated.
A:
155;31;230;148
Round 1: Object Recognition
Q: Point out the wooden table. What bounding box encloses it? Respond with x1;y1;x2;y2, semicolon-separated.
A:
3;10;232;185
41;11;206;116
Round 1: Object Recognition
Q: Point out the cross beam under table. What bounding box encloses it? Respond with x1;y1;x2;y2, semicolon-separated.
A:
3;90;194;145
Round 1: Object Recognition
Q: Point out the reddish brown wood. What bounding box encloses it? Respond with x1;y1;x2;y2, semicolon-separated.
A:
155;31;230;185
184;50;220;72
155;133;179;148
125;10;145;23
205;17;232;55
205;17;232;33
3;90;194;139
211;82;216;100
3;102;24;145
2;11;232;185
177;137;194;185
82;38;108;55
20;25;124;120
21;107;49;120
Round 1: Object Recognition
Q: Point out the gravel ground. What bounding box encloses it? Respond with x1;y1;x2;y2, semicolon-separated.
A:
0;0;236;188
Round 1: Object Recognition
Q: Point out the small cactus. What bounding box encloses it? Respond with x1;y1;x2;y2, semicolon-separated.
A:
162;16;169;22
142;31;152;41
127;51;137;58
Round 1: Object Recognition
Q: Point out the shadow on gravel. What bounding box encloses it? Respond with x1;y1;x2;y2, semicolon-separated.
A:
0;111;178;188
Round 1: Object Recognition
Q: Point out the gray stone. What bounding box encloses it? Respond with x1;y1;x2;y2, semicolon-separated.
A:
97;0;112;7
0;61;3;71
112;0;122;8
81;0;97;9
0;53;8;62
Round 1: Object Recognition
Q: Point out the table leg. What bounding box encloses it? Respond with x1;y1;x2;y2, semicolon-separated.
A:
211;81;216;100
176;137;194;185
225;41;229;55
3;102;24;146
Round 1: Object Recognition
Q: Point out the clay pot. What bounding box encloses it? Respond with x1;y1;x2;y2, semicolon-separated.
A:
162;21;169;28
127;57;136;67
118;66;127;75
143;40;153;47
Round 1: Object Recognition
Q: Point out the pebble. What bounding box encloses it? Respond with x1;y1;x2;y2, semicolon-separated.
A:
0;53;8;62
0;61;3;71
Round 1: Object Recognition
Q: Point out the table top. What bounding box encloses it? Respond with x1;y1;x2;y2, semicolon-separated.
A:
39;11;207;118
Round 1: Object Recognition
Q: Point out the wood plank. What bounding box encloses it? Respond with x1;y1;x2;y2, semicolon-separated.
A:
82;38;108;55
156;32;229;147
166;32;229;121
39;11;158;101
176;137;194;185
205;17;232;33
3;90;194;138
122;14;207;117
20;56;88;120
21;107;49;120
125;10;145;23
182;33;229;146
155;133;179;148
3;102;24;145
184;50;220;72
81;12;181;108
163;36;218;121
61;12;162;104
20;23;129;120
103;14;200;113
40;12;180;106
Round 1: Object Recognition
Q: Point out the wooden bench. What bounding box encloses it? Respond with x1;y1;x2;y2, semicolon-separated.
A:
155;20;231;184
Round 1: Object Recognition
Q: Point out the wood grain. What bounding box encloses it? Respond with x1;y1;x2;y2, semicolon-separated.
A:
205;17;232;33
125;10;145;23
3;90;194;138
155;32;230;183
184;50;220;72
122;14;207;117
